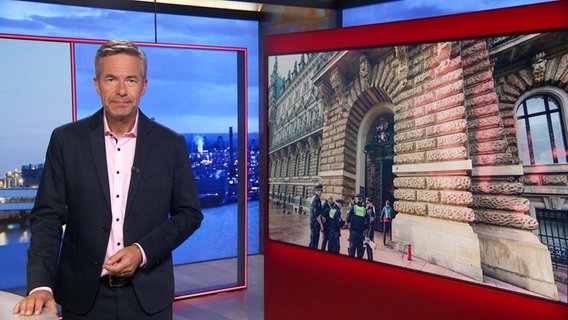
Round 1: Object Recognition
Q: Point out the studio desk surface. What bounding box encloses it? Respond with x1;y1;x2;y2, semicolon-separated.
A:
0;291;58;320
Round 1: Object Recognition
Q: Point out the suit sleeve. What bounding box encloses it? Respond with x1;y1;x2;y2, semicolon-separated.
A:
26;129;66;292
135;133;203;270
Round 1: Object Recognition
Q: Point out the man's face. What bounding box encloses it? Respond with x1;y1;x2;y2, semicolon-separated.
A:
94;54;147;125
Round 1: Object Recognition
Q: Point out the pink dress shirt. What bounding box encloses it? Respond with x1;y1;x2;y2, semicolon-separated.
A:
101;112;147;276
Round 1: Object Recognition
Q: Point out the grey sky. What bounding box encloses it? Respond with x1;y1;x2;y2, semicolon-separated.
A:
0;39;72;175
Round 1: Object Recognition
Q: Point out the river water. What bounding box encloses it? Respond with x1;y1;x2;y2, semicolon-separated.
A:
0;200;259;290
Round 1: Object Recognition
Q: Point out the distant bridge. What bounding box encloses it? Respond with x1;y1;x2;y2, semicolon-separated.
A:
0;188;36;229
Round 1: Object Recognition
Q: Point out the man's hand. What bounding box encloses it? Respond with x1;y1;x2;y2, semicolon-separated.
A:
103;245;142;277
13;289;57;316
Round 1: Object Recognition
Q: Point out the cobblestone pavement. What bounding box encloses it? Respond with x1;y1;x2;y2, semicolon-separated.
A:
268;203;567;304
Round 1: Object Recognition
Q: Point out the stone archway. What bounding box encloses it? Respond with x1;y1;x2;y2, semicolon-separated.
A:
356;104;395;208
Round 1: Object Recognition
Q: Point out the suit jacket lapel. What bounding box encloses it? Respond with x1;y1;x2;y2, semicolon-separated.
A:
89;109;112;212
126;111;154;217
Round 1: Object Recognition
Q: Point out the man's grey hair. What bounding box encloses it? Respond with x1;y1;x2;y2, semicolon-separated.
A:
94;39;147;79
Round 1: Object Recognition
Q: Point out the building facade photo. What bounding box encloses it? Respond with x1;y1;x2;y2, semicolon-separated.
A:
268;30;568;301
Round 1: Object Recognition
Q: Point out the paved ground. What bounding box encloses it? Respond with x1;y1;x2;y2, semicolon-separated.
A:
268;203;567;304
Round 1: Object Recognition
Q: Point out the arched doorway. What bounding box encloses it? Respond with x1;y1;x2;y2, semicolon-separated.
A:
356;103;395;209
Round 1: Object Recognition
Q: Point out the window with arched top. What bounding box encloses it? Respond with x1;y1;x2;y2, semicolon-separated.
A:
516;94;568;165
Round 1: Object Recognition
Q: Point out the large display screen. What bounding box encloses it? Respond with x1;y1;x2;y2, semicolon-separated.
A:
0;35;248;297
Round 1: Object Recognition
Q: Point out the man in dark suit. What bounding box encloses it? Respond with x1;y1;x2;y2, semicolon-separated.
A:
13;39;203;319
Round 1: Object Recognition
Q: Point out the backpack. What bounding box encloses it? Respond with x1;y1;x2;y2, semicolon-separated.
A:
384;205;395;219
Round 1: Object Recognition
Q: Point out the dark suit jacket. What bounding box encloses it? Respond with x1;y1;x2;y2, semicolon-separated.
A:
26;108;203;315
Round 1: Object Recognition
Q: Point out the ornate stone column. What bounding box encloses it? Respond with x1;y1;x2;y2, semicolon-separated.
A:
391;41;483;281
463;39;558;300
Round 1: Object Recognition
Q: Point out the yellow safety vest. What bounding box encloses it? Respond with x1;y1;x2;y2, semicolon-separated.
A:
329;208;337;219
355;204;365;217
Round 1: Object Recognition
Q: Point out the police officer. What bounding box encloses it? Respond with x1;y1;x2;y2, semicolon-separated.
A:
321;195;334;250
323;198;345;253
346;193;370;258
364;198;376;261
308;184;323;249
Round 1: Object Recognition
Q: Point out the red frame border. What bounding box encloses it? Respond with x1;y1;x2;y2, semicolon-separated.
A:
264;1;568;55
1;33;249;300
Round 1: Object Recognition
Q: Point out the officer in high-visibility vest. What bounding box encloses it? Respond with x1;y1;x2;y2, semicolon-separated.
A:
323;198;345;253
346;193;370;258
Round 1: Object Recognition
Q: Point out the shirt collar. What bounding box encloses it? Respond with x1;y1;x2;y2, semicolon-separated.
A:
103;111;139;138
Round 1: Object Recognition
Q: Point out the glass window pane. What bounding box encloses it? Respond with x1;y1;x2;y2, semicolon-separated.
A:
517;103;527;118
529;115;553;164
0;39;73;290
525;96;546;114
547;96;560;110
550;112;567;163
517;119;531;164
0;1;156;41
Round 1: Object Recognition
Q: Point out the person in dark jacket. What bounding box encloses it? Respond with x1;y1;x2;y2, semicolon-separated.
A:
346;194;370;258
320;195;334;250
363;198;376;261
13;40;203;319
308;184;323;249
323;198;345;253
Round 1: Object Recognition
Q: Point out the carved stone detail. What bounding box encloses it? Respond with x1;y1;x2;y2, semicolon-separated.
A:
416;190;440;203
474;209;539;230
519;175;540;185
415;138;436;151
393;200;427;215
394;141;414;154
393;188;417;201
468;127;504;142
542;174;568;185
394;128;426;143
426;176;471;190
469;140;508;155
394;177;426;189
393;152;426;164
440;190;473;206
470;182;524;195
425;119;467;137
472;195;530;213
426;146;467;162
359;53;371;91
429;204;475;222
471;152;517;166
437;133;467;148
532;52;547;84
544;197;566;210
